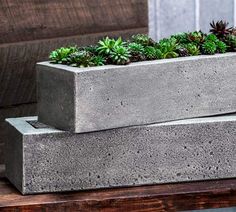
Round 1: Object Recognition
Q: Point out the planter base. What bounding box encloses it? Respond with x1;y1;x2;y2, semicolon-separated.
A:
5;115;236;194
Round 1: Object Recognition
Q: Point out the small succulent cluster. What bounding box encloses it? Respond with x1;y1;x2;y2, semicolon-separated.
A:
49;20;236;68
209;20;236;51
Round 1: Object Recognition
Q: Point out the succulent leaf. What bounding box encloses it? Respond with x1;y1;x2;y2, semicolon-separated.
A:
128;42;146;62
205;34;219;43
67;51;94;67
157;38;179;59
202;41;217;55
91;55;106;66
210;20;232;39
171;32;189;44
49;47;77;64
131;34;156;47
185;43;200;56
187;31;205;44
224;34;236;51
110;46;131;65
97;37;116;56
176;46;189;57
216;41;227;53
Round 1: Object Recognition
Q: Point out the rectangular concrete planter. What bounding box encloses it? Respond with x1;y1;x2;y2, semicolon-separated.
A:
5;115;236;195
37;53;236;133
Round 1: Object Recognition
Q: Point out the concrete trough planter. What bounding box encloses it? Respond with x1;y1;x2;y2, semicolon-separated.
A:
5;115;236;195
37;53;236;133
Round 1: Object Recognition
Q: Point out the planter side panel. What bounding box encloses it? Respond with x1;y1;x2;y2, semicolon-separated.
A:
0;103;36;165
37;66;75;131
6;116;236;194
5;121;23;192
73;54;236;132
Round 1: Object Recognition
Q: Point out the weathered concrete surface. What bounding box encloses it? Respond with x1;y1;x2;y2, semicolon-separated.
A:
0;103;37;165
37;53;236;133
5;115;236;195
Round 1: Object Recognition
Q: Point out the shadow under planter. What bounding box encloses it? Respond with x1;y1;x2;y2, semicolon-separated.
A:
5;115;236;195
37;53;236;133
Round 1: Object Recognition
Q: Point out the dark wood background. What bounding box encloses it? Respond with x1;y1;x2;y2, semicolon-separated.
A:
0;0;148;165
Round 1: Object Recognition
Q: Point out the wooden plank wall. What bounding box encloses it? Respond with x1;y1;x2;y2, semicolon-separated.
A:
0;0;147;44
0;0;148;165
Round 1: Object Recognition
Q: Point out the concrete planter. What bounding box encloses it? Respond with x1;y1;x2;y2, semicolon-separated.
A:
37;53;236;133
5;115;236;195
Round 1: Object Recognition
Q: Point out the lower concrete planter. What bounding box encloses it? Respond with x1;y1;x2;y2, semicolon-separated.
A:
5;115;236;195
37;53;236;133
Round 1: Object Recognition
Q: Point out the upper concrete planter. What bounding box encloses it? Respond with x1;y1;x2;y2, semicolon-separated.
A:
37;53;236;133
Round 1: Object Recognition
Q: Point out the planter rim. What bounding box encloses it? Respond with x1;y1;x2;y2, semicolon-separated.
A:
6;114;236;135
37;52;236;74
5;116;62;135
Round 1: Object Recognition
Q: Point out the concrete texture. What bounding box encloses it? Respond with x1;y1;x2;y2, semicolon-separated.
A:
5;115;236;195
159;0;196;38
0;103;36;165
148;0;196;40
149;0;235;40
199;0;234;33
37;53;236;133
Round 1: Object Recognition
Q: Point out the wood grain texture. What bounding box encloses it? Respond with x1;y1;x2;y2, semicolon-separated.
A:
0;27;147;107
0;143;4;166
0;171;236;212
0;103;37;164
0;0;147;44
0;165;5;178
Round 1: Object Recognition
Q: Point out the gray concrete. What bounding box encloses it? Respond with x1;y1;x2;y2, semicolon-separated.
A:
5;115;236;195
149;0;196;40
199;0;234;33
37;53;236;133
149;0;235;40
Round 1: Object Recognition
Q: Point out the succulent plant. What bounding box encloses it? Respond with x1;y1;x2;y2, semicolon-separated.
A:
210;20;232;39
185;43;200;56
49;20;236;68
203;34;227;53
205;34;219;43
91;55;106;66
144;46;162;60
49;47;78;64
128;42;146;62
128;42;145;54
216;41;227;53
97;37;125;56
171;32;189;44
187;31;205;44
157;38;179;59
131;34;156;47
224;34;236;51
67;51;94;67
97;37;115;56
110;45;131;65
230;28;236;36
176;46;189;57
202;41;217;55
82;45;98;55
